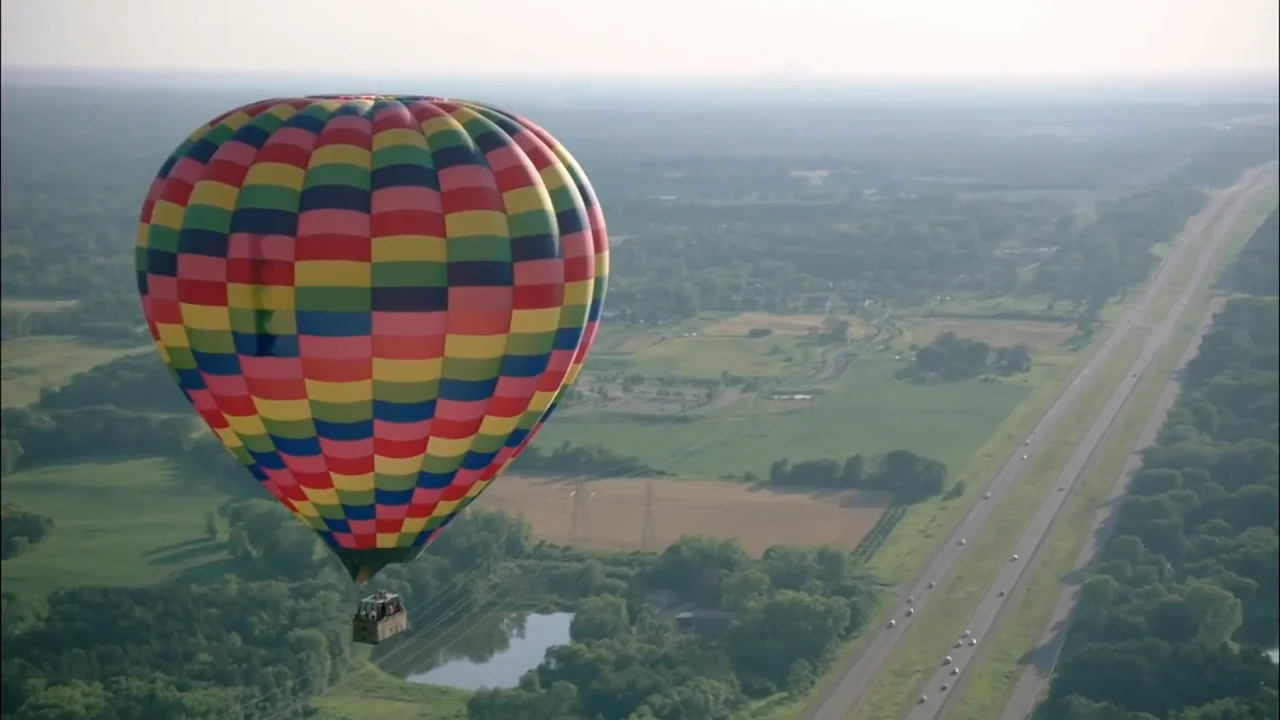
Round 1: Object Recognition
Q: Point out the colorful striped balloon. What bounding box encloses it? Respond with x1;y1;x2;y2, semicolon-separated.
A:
135;95;608;583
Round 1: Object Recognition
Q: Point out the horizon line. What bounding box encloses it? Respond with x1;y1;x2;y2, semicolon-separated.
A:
3;64;1278;82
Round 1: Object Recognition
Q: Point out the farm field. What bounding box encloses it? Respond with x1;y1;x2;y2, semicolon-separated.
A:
1;335;149;407
700;311;868;339
584;312;868;377
0;457;232;595
532;356;1032;477
902;317;1077;353
314;661;470;720
480;475;892;556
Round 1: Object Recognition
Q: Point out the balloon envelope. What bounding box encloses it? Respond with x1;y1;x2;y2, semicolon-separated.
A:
135;95;608;583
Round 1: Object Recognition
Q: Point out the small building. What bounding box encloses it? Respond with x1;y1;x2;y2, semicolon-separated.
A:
674;609;737;637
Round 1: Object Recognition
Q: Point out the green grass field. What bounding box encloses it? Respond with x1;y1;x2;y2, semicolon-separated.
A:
617;333;828;379
535;357;1030;477
0;458;233;594
313;660;471;720
1;336;149;407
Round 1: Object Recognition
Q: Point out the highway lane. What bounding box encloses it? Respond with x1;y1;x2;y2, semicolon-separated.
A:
908;168;1275;720
996;296;1225;720
801;167;1271;720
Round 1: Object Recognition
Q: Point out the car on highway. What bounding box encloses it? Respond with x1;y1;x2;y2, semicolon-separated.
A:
941;683;949;691
1011;554;1019;561
943;656;953;665
906;608;914;616
928;581;936;588
1021;454;1028;460
961;629;970;637
919;695;928;704
959;538;966;546
907;596;914;604
888;619;896;628
984;492;992;499
998;589;1006;597
969;638;977;646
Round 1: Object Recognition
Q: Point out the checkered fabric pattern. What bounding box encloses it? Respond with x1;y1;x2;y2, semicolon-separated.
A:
136;95;608;581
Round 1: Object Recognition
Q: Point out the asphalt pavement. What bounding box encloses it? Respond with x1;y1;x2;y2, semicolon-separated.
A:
801;166;1274;720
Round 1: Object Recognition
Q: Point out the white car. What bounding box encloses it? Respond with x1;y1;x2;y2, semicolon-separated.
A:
959;539;966;546
984;492;992;499
951;667;960;675
1011;554;1019;561
888;619;897;628
943;656;953;665
968;638;977;646
907;608;915;617
961;629;971;637
1021;454;1028;460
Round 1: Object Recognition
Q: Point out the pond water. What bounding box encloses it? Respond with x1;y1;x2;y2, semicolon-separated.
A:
384;612;574;690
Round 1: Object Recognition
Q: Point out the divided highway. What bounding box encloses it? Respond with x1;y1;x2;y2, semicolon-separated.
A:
909;168;1276;720
996;295;1227;720
802;166;1275;720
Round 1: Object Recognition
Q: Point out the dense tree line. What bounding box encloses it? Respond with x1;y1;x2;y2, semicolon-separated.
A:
5;88;1273;346
1038;225;1280;719
516;442;667;478
4;486;879;720
468;536;877;720
0;352;661;480
763;450;949;503
895;331;1033;384
0;504;540;720
1030;188;1206;317
1;503;55;561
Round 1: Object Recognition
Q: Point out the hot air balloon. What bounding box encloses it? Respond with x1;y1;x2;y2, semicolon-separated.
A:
135;95;608;641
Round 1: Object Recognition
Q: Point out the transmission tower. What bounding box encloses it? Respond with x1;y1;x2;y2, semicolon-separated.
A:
640;482;656;551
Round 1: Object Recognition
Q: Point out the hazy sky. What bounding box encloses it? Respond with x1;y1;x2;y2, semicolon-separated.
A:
3;0;1277;78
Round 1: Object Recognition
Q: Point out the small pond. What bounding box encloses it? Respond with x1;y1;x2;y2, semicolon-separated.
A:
382;612;574;690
